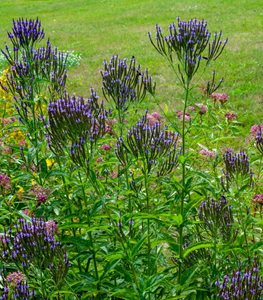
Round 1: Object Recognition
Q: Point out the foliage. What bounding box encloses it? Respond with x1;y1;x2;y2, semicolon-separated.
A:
0;17;262;300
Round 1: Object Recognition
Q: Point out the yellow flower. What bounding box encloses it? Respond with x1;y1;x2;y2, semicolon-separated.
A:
7;130;25;144
46;158;55;168
17;186;25;193
16;186;25;200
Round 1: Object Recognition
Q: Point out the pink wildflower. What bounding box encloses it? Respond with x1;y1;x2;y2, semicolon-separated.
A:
0;117;16;125
7;272;25;286
22;208;31;216
2;146;12;154
30;184;50;204
96;157;103;163
110;171;118;179
45;220;58;234
146;112;161;126
253;194;263;205
105;119;117;134
0;173;11;190
151;112;161;120
101;144;111;151
199;148;216;158
195;103;207;115
177;111;191;122
210;92;228;104
250;124;263;136
225;112;237;120
18;139;27;146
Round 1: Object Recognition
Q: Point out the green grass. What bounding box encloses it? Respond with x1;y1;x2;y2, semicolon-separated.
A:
0;0;262;126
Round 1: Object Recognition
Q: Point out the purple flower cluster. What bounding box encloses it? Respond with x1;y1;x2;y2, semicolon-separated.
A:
101;55;155;111
199;196;235;241
0;19;68;129
0;218;69;285
216;260;263;299
3;40;67;104
1;281;35;300
0;271;35;299
222;150;253;190
149;17;227;81
47;89;109;167
116;113;180;175
7;18;44;50
255;128;263;154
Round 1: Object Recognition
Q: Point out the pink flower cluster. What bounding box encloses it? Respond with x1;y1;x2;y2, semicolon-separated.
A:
210;92;228;104
250;124;263;136
0;173;11;190
0;117;16;126
253;194;263;205
146;111;161;125
105;119;117;134
45;220;58;234
199;148;216;158
225;112;237;120
29;184;51;204
7;271;25;286
177;111;191;122
101;144;111;151
195;103;207;115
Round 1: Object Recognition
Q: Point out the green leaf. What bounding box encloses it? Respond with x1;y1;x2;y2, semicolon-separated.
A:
159;213;183;226
111;289;138;299
60;223;111;233
183;242;214;258
101;258;121;280
131;236;147;258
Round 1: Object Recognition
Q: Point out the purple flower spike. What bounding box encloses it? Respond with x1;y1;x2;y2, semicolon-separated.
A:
47;90;110;168
149;18;227;81
0;218;69;288
8;18;45;49
199;196;235;241
116;112;180;175
221;150;253;191
101;55;155;111
255;127;263;155
217;259;263;300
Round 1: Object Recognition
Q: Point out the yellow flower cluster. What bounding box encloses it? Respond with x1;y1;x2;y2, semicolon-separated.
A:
0;68;15;116
7;129;26;145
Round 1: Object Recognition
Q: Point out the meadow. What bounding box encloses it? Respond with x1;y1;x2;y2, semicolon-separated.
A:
0;1;262;299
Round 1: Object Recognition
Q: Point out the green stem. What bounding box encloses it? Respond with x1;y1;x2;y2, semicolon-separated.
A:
178;79;190;284
142;161;151;279
78;171;99;283
57;158;82;272
117;108;124;137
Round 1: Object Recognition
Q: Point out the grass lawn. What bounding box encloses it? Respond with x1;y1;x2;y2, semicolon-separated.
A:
0;0;262;125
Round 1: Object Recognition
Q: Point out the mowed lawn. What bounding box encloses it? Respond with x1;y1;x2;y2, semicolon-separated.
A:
0;0;262;126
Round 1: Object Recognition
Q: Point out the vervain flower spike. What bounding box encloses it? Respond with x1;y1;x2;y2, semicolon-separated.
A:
7;17;45;50
116;112;180;175
149;17;228;81
47;89;109;167
101;55;155;111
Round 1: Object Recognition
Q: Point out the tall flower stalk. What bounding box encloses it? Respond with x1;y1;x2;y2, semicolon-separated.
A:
47;90;110;290
149;17;228;285
1;18;68;185
116;113;180;280
101;55;155;135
